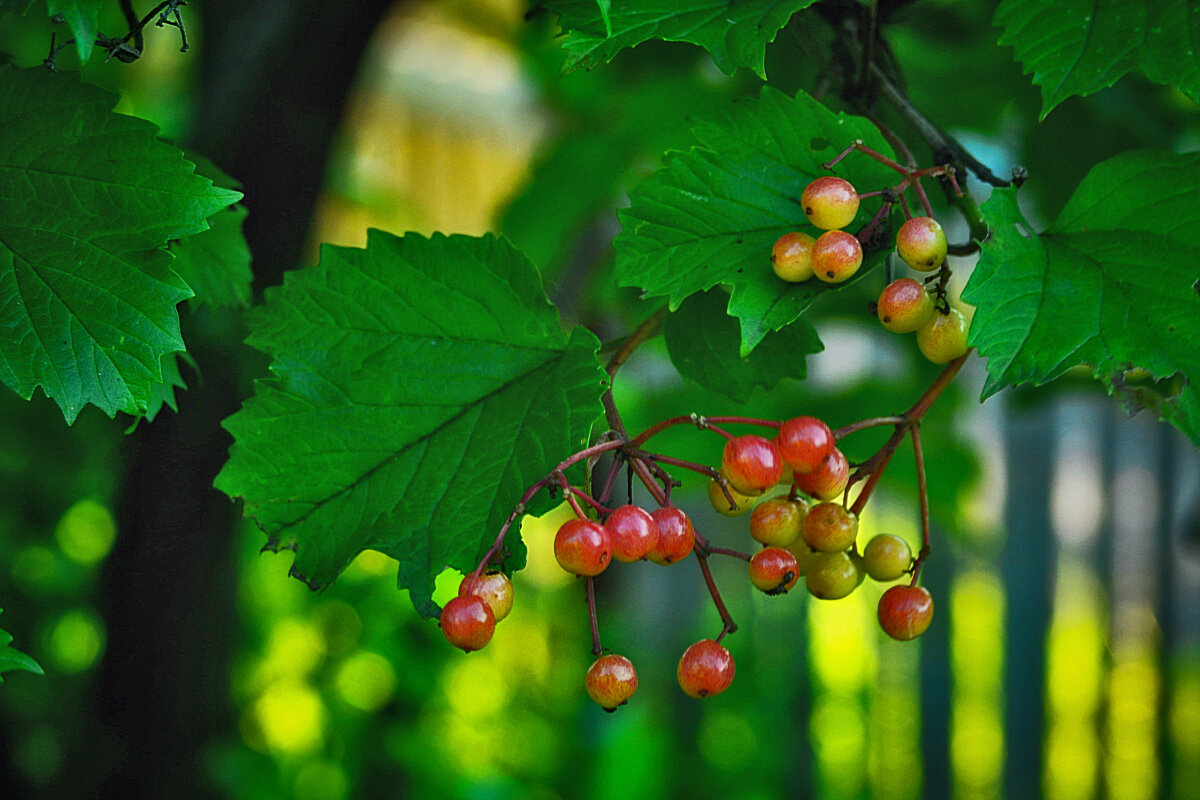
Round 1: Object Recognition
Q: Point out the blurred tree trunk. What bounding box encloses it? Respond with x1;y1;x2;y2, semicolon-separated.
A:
90;2;395;797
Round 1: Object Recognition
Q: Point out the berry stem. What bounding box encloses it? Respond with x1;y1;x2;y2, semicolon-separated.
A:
631;414;780;448
707;546;752;562
909;424;932;586
596;452;625;507
635;450;720;479
695;552;738;639
834;416;907;438
585;577;603;656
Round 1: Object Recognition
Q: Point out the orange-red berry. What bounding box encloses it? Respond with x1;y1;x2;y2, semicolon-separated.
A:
677;639;735;699
585;654;638;711
440;595;496;652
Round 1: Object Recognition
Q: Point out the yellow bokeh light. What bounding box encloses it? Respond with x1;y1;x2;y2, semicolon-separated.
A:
251;681;327;756
809;588;874;693
335;650;398;711
343;549;396;580
253;619;326;689
516;502;577;590
486;615;550;685
444;657;508;718
54;500;117;565
46;608;105;673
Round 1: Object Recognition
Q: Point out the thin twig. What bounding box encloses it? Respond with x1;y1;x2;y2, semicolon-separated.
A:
586;578;603;655
909;425;931;585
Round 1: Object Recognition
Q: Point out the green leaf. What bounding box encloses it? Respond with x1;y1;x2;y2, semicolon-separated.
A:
0;609;43;684
595;0;612;36
995;0;1200;118
215;231;606;616
0;1;35;14
542;0;819;77
663;288;822;403
963;150;1200;444
615;87;898;356
0;67;242;423
169;204;253;309
47;0;105;64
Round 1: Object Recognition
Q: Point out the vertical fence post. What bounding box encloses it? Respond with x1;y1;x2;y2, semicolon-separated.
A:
1002;409;1056;800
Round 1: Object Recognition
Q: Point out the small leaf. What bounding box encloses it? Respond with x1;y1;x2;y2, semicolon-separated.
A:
615;88;898;356
0;609;43;684
215;231;606;616
663;289;823;403
170;205;253;309
46;0;105;64
0;67;242;423
542;0;819;77
963;150;1200;444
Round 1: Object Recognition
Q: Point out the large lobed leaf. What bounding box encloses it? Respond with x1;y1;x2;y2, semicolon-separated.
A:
964;150;1200;444
663;288;822;403
615;88;899;356
215;231;606;616
0;609;42;684
541;0;818;77
995;0;1200;118
0;67;241;423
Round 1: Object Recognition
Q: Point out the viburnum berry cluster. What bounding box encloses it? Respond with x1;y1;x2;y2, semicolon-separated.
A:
442;332;966;711
772;141;971;366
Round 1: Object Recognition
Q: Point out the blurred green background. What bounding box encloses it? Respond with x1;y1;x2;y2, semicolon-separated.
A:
1;1;1199;798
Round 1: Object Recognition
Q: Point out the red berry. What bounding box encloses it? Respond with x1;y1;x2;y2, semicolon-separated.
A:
604;504;658;562
878;585;934;640
876;278;935;333
748;547;801;594
748;495;806;547
801;502;859;552
648;506;695;565
585;654;638;711
778;416;835;474
554;518;613;576
440;595;495;652
458;571;514;622
801;176;860;230
795;448;850;501
895;216;947;271
677;639;735;699
812;230;863;283
771;232;816;282
721;435;783;495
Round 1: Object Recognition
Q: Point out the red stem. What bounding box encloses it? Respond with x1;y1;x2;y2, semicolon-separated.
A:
586;577;603;656
909;424;931;586
631;415;780;448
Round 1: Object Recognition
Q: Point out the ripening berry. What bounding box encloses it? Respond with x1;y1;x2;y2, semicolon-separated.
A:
458;571;515;622
749;547;801;594
778;415;835;475
812;230;863;283
707;478;757;517
554;518;613;576
722;435;783;495
916;307;969;364
749;495;807;547
802;502;859;552
785;537;820;576
440;595;496;652
801;176;860;230
604;504;658;563
585;654;638;711
795;448;850;501
805;551;862;600
677;639;735;699
774;437;795;485
877;278;935;333
878;585;934;640
771;232;816;282
648;506;696;565
896;216;948;271
862;534;913;581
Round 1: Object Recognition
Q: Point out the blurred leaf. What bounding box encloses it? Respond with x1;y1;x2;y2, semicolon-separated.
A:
995;0;1200;118
0;608;43;683
215;231;606;617
663;289;823;402
0;67;240;423
170;205;252;309
0;1;35;13
595;0;612;36
964;151;1200;444
542;0;819;77
614;87;898;356
46;0;102;63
